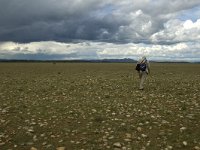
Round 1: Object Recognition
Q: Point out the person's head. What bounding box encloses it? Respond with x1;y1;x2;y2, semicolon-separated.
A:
142;56;146;60
139;56;147;63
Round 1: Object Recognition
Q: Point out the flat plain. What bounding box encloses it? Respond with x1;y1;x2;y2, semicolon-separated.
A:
0;62;200;150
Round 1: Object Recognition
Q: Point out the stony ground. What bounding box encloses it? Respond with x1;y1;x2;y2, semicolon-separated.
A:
0;62;200;150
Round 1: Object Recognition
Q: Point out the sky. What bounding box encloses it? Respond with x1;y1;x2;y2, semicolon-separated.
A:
0;0;200;61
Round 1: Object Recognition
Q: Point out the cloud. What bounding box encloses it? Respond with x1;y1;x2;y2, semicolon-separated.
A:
1;0;200;44
150;19;200;44
0;41;100;60
1;41;200;61
0;0;200;61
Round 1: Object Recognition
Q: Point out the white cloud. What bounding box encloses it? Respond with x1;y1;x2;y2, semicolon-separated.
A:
1;41;200;61
0;41;75;54
151;19;200;43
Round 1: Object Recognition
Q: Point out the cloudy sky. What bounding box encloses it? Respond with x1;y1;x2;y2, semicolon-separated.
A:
0;0;200;61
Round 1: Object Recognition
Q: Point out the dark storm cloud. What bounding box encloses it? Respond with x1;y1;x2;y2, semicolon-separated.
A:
0;0;125;43
0;52;79;60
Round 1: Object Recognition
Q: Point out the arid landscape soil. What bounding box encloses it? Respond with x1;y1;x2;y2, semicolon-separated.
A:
0;62;200;150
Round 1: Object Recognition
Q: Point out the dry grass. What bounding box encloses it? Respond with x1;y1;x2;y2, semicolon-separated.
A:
0;62;200;150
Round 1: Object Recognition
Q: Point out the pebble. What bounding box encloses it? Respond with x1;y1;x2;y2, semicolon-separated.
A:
141;146;146;150
122;146;127;150
42;142;47;145
33;135;37;141
0;142;5;146
30;147;37;150
91;109;97;113
56;147;65;150
2;109;7;113
180;127;187;132
125;133;132;139
186;114;194;119
161;120;169;124
137;127;142;132
146;141;151;146
106;146;110;149
46;144;53;148
112;113;116;116
113;142;122;148
40;133;45;137
121;123;126;126
108;136;114;140
165;145;173;150
183;141;187;146
28;129;34;133
0;119;6;123
141;134;148;138
194;146;200;150
124;138;132;142
138;123;143;126
114;148;121;150
70;140;75;144
159;131;165;136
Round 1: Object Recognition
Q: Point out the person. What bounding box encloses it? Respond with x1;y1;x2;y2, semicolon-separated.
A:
135;56;150;90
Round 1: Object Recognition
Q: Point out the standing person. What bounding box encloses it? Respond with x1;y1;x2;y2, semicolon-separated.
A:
135;56;150;90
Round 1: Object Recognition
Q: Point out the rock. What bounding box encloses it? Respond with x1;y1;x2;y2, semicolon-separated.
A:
113;142;122;148
159;131;165;136
105;145;110;149
138;123;143;126
33;135;37;141
0;142;5;146
91;109;97;113
42;142;47;145
141;134;148;138
186;114;194;120
30;147;37;150
146;141;151;146
125;133;132;139
108;136;114;140
183;141;187;146
124;138;132;142
114;148;121;150
137;127;142;132
2;109;7;113
141;146;146;150
122;146;127;150
0;119;6;123
166;145;173;149
121;123;126;126
59;139;64;143
70;141;75;144
46;144;53;148
56;147;65;150
161;120;169;124
28;129;34;133
180;127;187;132
194;146;200;150
112;113;116;116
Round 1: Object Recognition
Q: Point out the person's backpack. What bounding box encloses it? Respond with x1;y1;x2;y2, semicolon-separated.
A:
135;63;140;71
139;63;146;71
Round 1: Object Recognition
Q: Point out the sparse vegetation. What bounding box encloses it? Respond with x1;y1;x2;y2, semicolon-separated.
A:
0;62;200;150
